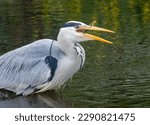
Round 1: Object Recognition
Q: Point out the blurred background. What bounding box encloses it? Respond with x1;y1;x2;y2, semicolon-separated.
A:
0;0;150;107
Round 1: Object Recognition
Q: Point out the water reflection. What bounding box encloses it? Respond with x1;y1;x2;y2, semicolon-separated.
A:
0;0;150;107
0;90;70;108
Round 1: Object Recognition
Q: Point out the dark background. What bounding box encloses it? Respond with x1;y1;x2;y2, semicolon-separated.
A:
0;0;150;107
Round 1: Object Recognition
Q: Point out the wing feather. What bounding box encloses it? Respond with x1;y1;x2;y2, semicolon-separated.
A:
0;39;62;95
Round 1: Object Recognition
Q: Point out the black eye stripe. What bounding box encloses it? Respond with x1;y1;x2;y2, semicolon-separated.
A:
62;22;81;28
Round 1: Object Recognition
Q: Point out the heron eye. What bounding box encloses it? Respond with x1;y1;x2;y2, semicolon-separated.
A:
75;26;84;32
76;27;87;33
75;25;80;28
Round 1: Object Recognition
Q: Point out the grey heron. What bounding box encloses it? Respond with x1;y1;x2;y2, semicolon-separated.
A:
0;21;114;95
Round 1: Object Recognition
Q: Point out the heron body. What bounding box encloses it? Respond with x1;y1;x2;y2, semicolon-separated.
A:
0;21;114;95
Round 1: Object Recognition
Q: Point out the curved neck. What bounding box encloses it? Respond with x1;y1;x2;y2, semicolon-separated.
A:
57;29;78;57
57;34;75;57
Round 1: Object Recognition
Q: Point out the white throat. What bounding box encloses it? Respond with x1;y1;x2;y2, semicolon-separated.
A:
57;32;75;57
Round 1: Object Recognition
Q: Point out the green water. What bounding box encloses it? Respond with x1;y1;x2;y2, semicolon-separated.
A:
0;0;150;107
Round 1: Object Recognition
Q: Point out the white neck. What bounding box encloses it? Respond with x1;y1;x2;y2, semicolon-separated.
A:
57;32;75;57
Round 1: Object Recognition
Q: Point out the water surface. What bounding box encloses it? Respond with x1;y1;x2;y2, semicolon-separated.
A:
0;0;150;107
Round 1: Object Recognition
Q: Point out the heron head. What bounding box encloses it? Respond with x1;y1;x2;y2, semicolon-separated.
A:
58;21;115;44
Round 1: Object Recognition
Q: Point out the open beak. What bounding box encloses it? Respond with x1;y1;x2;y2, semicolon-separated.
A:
77;25;115;44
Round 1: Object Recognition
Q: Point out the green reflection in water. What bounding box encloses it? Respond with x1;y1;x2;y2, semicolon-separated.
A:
0;0;150;107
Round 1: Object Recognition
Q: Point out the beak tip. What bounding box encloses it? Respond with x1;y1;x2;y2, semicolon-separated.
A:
110;31;115;33
108;42;113;44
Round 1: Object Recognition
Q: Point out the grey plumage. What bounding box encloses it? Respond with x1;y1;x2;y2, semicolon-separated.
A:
0;38;85;95
0;39;67;95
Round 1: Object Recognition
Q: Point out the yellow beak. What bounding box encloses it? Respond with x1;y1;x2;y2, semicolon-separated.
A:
77;26;115;44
